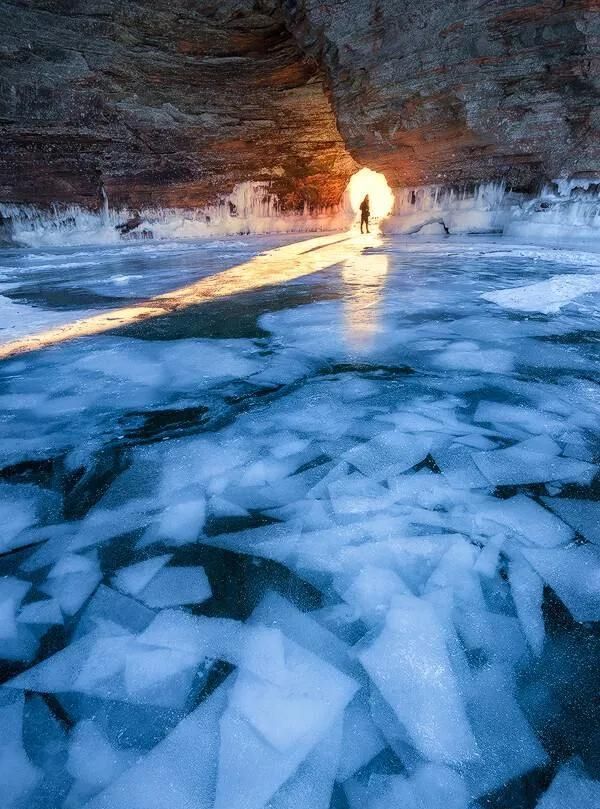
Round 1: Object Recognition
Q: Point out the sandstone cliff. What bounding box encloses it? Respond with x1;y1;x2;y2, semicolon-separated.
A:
282;0;599;192
0;0;597;211
0;0;356;210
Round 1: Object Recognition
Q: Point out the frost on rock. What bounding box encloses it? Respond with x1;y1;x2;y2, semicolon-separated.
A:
0;236;599;809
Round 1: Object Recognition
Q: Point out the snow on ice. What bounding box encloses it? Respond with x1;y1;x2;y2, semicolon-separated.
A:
482;274;600;314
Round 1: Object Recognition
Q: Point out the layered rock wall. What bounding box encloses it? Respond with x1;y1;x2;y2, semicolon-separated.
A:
0;0;598;211
282;0;599;192
0;0;356;210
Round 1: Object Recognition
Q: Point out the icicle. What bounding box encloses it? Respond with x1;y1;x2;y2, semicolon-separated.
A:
100;186;109;225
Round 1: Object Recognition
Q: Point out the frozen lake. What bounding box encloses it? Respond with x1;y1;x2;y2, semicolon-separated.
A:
0;233;599;809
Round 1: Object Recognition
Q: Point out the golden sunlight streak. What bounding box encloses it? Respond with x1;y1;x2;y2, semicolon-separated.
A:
0;233;377;360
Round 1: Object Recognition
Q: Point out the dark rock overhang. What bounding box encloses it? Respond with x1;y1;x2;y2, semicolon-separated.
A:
0;0;597;210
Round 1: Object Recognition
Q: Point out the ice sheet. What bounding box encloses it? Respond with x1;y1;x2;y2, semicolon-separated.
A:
536;761;600;809
137;566;212;608
0;692;42;808
473;443;595;487
521;545;600;623
214;631;357;809
112;555;173;597
85;681;230;809
463;665;548;797
541;498;600;545
482;274;600;313
1;235;599;809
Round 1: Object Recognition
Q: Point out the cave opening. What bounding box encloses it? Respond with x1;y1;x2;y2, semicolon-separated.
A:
346;167;394;226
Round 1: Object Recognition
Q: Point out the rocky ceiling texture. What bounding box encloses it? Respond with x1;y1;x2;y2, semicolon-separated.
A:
0;0;598;211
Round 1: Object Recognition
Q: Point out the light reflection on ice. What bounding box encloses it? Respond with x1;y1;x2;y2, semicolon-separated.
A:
341;240;389;348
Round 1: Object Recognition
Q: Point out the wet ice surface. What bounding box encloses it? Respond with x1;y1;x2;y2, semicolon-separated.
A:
0;234;599;809
0;235;310;340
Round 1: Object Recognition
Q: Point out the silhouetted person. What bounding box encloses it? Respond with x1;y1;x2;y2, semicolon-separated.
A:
360;194;370;233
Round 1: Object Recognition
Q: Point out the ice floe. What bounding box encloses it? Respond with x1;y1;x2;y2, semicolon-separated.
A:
482;274;600;314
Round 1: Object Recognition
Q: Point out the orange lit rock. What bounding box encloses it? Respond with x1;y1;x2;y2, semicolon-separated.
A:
0;0;356;211
0;0;597;211
283;0;599;192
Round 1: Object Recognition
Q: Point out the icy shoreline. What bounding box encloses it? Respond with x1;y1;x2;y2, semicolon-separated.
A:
0;181;353;250
2;178;599;251
382;179;600;248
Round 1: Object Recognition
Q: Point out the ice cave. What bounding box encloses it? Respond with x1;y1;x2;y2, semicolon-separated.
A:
0;2;599;809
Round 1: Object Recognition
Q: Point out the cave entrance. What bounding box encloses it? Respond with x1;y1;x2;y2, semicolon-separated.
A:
346;167;394;228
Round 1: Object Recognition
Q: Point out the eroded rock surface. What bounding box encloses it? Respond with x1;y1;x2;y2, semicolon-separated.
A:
283;0;599;191
0;0;598;209
0;0;356;209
